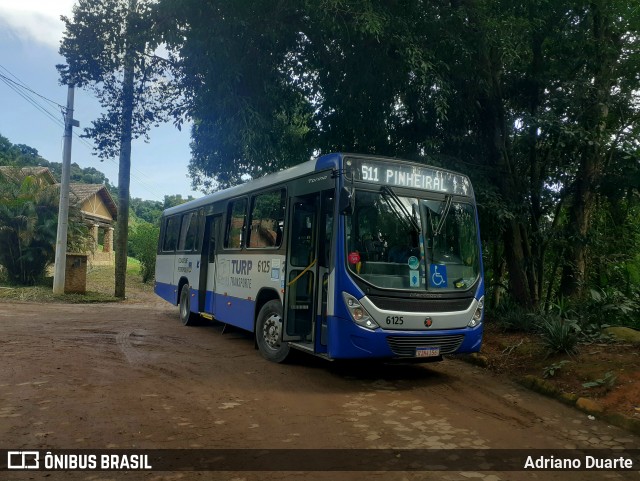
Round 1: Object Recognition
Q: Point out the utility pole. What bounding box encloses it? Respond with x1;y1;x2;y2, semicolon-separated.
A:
53;85;79;294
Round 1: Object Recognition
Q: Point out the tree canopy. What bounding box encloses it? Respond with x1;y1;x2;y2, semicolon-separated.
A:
157;0;640;309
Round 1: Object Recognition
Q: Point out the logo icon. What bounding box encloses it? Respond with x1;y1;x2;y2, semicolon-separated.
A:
424;317;433;328
8;451;39;469
429;264;448;288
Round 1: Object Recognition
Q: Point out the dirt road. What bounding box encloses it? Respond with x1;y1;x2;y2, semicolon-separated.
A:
0;300;637;481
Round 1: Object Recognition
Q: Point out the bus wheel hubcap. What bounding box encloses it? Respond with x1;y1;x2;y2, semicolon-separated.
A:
263;314;281;349
181;291;188;318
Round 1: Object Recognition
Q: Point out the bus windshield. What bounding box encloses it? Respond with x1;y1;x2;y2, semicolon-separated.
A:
346;189;480;292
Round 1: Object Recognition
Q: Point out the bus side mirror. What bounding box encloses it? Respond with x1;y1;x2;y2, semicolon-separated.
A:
339;186;354;215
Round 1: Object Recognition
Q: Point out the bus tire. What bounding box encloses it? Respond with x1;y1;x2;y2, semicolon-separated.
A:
256;300;290;363
179;283;198;326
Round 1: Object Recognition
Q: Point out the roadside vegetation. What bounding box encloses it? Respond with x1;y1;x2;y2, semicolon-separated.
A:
0;260;152;304
478;296;640;423
0;167;94;285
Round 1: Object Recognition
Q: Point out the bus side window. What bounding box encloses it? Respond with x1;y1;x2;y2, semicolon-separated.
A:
179;212;198;252
247;189;286;249
225;198;247;249
162;216;180;252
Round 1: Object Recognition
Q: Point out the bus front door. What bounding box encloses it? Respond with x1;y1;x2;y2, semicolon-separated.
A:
283;194;319;344
199;214;221;316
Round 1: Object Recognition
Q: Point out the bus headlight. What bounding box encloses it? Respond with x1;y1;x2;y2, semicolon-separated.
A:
343;292;379;330
468;296;484;327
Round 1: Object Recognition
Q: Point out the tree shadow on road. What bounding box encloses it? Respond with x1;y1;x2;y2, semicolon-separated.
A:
283;351;454;391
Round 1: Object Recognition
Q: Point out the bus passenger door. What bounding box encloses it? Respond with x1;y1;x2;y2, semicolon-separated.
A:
316;191;334;351
199;215;221;315
283;194;319;343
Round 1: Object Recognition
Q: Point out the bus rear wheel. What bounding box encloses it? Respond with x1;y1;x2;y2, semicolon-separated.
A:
256;300;290;363
179;283;198;326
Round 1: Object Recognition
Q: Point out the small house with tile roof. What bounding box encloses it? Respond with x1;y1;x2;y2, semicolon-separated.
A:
69;183;118;253
0;166;118;257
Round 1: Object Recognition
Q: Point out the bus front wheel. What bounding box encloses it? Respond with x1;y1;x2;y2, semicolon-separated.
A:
256;300;290;363
179;284;198;326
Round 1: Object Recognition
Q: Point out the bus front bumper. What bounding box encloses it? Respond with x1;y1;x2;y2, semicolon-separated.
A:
325;316;483;360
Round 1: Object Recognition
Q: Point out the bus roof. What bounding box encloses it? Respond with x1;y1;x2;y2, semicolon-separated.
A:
162;152;473;216
162;153;342;216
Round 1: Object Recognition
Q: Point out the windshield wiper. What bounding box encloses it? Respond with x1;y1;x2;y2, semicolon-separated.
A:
434;195;453;237
381;186;421;233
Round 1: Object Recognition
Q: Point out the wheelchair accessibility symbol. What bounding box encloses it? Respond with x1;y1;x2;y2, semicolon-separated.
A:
429;264;448;288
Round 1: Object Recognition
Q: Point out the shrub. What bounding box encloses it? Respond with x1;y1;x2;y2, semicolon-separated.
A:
129;222;159;283
582;371;616;390
492;298;542;333
540;317;579;355
542;360;570;378
584;287;640;330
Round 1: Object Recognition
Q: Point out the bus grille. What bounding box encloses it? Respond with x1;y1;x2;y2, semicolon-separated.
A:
387;335;464;357
368;296;473;313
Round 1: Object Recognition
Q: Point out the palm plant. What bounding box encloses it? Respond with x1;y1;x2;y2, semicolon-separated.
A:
0;169;89;285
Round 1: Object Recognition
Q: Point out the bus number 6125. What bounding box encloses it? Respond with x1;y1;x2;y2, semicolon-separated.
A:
386;316;404;325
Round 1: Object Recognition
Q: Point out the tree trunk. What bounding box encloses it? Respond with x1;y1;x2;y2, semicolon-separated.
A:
502;220;535;308
559;149;600;298
465;1;536;308
114;0;138;299
490;238;505;309
559;2;612;299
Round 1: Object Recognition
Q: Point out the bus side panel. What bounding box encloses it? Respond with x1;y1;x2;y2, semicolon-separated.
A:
175;253;202;291
155;254;178;304
155;254;201;307
212;253;285;332
212;293;255;331
173;252;201;314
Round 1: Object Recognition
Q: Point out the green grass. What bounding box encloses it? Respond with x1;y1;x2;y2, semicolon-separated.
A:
0;257;154;304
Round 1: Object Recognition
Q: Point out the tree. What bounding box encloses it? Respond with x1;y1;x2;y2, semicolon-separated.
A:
556;0;640;298
128;221;159;283
0;134;46;167
162;194;194;210
130;196;163;224
440;0;640;306
158;0;314;190
58;0;174;297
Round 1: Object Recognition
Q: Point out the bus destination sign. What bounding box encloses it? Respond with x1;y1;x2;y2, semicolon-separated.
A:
350;158;472;196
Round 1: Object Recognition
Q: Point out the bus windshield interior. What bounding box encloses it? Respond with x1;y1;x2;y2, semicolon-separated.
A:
346;189;480;292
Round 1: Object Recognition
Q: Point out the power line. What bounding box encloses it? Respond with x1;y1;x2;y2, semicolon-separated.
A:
0;75;65;129
0;63;167;201
0;66;67;110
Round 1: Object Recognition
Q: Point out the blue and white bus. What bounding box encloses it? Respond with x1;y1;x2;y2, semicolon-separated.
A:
155;153;484;362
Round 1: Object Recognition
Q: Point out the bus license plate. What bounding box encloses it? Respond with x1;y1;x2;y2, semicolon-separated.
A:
415;347;440;358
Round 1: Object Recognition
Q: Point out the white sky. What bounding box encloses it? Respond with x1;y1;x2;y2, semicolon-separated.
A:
0;0;75;46
0;0;197;202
